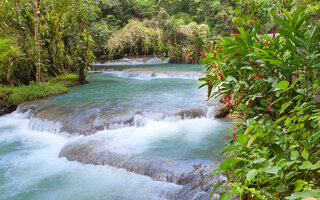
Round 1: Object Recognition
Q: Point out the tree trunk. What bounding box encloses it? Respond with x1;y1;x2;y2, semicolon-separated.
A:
79;67;87;84
33;0;41;83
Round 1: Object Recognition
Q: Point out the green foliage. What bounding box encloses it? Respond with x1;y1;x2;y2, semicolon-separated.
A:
106;19;165;58
0;0;97;85
0;74;79;107
200;7;320;200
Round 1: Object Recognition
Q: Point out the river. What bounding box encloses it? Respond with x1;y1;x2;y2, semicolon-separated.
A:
0;63;232;200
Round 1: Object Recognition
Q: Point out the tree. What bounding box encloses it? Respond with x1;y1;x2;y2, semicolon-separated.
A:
32;0;41;83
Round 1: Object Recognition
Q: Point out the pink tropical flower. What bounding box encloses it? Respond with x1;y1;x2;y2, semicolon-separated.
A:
264;42;273;46
250;74;262;79
200;52;207;58
271;28;275;38
232;132;236;139
224;92;231;108
248;61;258;67
266;98;273;112
213;50;216;57
232;31;238;37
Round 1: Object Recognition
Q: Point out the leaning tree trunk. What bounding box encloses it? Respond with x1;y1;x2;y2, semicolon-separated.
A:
32;0;41;83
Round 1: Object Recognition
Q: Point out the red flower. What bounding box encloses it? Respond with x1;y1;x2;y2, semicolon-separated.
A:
302;51;306;54
250;74;262;79
264;42;273;46
248;61;258;67
218;46;222;51
213;50;216;57
216;68;222;80
255;74;262;79
214;64;217;69
232;132;236;139
236;53;242;56
266;98;273;112
226;56;230;63
200;52;207;58
244;28;246;33
297;73;300;78
224;92;231;108
232;30;238;37
253;17;256;24
271;28;275;38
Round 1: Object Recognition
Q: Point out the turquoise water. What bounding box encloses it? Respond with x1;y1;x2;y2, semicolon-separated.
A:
0;64;232;200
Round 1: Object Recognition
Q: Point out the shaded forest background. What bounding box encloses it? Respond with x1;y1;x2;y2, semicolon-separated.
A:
0;0;319;85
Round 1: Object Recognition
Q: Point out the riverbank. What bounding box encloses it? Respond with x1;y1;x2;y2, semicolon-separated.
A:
0;74;81;116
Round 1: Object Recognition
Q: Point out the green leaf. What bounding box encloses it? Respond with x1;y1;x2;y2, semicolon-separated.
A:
220;145;238;155
280;101;292;114
237;134;248;146
290;151;299;160
247;135;257;147
286;190;320;199
209;183;222;200
260;166;279;175
275;116;287;123
295;14;306;32
311;160;320;170
208;169;223;176
252;158;266;164
275;18;293;32
220;157;236;171
220;192;233;200
302;149;309;160
274;81;289;90
299;161;313;169
277;28;294;41
288;77;301;90
293;6;302;25
283;9;293;24
272;144;285;158
246;169;257;182
294;180;307;192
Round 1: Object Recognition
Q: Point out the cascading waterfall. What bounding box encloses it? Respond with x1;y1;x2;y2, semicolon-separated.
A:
93;56;171;66
0;63;232;200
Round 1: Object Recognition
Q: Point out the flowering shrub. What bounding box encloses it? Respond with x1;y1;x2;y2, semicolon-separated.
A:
200;7;320;200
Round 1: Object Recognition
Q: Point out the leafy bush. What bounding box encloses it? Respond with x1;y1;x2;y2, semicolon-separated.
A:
0;74;79;107
200;7;320;200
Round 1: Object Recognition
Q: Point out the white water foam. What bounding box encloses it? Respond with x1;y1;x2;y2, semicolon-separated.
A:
101;70;203;80
65;117;227;156
0;113;182;200
93;57;171;66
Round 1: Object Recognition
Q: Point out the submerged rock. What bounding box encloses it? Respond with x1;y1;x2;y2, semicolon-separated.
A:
59;138;228;200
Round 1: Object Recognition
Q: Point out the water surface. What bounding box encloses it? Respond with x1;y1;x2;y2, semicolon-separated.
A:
0;64;232;200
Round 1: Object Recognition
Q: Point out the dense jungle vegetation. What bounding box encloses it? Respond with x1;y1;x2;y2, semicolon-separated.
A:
1;0;319;86
1;0;320;199
200;4;320;200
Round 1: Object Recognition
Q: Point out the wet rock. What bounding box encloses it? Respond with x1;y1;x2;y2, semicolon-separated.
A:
213;103;229;118
0;105;17;116
59;139;230;200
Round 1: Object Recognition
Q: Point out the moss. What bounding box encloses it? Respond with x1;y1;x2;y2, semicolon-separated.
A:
0;74;80;107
